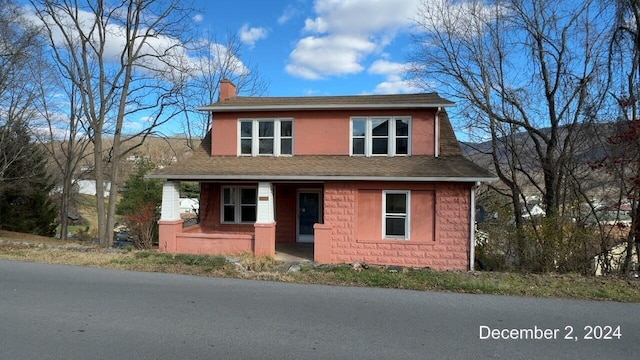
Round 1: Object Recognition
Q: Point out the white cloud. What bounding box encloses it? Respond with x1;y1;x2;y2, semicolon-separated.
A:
278;4;300;25
23;5;252;88
367;60;420;94
286;0;420;79
368;59;405;76
193;14;204;23
239;24;268;48
286;35;376;79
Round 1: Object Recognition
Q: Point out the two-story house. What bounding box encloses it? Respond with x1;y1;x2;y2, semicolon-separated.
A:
149;80;495;271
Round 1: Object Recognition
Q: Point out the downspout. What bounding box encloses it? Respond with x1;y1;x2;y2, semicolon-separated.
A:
469;182;479;271
435;107;441;158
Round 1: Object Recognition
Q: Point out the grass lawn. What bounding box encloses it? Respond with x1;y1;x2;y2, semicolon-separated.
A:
0;230;639;303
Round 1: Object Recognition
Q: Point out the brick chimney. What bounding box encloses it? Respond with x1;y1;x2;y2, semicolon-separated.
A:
219;79;237;102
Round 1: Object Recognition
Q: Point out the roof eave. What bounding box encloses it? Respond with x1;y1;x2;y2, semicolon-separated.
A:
146;174;498;183
195;103;455;112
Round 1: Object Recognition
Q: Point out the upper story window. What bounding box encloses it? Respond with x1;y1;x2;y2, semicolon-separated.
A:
351;117;410;156
239;119;293;156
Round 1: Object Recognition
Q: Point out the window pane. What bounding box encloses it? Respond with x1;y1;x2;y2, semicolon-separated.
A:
240;121;252;137
386;217;406;236
259;139;274;154
241;206;256;222
240;188;257;205
223;205;235;222
281;120;292;137
223;188;235;204
352;138;365;154
372;119;388;136
396;119;409;136
259;121;274;136
352;119;366;137
386;193;407;213
372;138;388;154
281;138;292;155
241;139;252;155
396;138;408;154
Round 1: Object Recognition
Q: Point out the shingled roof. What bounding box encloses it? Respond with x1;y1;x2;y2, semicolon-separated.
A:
149;92;495;182
197;93;455;112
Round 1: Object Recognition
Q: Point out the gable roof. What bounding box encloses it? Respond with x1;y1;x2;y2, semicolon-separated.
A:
197;93;455;112
149;93;495;183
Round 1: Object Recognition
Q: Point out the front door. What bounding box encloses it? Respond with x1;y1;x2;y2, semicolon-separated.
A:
297;190;322;243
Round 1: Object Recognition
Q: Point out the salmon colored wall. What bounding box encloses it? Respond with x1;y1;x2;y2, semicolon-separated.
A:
411;110;436;156
210;113;238;155
355;187;435;242
322;181;471;270
208;109;436;156
274;184;297;243
175;227;254;255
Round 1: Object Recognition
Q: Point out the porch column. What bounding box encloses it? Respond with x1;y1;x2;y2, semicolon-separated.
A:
256;182;274;223
254;182;275;256
158;181;183;253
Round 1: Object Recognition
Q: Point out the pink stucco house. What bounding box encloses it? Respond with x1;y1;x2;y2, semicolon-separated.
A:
149;80;495;271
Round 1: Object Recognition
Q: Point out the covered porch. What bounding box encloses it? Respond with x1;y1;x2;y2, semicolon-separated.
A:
158;181;330;262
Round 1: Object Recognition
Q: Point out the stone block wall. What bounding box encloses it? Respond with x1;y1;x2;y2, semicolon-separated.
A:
322;181;471;271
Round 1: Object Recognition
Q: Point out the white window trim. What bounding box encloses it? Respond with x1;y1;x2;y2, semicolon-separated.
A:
238;118;294;157
382;190;410;240
350;116;411;157
221;186;257;224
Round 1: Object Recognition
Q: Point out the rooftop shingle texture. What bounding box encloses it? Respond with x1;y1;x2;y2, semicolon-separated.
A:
200;93;455;110
149;130;494;181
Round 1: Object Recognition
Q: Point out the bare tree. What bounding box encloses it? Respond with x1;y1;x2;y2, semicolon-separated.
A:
603;0;640;274
31;48;92;241
30;0;196;247
409;0;611;271
179;32;268;150
0;0;43;187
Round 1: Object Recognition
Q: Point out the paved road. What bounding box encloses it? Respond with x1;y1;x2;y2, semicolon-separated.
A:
1;260;638;359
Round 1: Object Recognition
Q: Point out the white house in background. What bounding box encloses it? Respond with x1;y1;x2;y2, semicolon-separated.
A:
76;180;111;198
179;198;199;214
522;204;545;218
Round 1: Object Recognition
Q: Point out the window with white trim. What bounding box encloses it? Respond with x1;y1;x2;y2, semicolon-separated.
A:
383;191;410;239
239;119;293;156
351;117;410;156
221;186;257;223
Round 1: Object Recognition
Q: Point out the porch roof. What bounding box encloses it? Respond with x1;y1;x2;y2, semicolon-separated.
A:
148;153;495;183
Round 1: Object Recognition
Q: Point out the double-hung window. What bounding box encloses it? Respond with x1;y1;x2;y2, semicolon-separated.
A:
351;117;410;156
383;191;410;239
222;186;257;223
239;119;293;156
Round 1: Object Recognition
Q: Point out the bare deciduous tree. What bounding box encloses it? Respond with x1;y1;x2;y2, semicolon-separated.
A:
30;0;197;247
179;32;268;151
409;0;610;270
0;0;43;188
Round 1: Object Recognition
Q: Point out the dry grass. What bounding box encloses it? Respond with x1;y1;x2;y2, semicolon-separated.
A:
1;230;639;303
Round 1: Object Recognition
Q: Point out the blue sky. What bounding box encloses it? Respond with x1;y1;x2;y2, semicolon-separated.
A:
197;0;422;96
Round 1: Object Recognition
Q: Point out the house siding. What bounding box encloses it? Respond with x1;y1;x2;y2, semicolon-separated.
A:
209;109;436;156
323;181;470;270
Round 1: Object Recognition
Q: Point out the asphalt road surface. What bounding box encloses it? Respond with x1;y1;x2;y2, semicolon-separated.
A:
1;260;638;359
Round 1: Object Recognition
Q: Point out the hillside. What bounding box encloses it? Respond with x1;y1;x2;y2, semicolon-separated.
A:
459;121;625;200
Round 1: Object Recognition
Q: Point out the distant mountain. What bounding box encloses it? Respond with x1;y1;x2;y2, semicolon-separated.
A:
460;121;619;171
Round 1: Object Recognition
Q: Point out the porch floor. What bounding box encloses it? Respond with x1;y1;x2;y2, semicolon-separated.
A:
275;243;314;262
